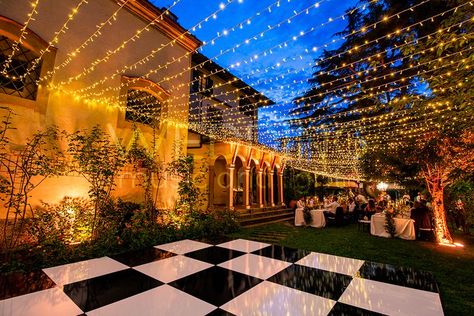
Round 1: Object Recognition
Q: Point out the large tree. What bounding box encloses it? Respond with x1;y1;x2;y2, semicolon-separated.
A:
288;0;473;243
287;0;472;168
362;0;473;244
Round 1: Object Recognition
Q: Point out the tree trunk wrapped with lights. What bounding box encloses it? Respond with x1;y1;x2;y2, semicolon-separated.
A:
423;164;452;244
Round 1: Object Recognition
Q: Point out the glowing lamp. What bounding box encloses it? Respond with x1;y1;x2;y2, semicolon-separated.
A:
376;182;389;191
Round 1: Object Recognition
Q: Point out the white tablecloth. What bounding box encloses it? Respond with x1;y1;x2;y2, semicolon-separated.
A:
295;208;305;226
370;213;415;240
310;209;326;228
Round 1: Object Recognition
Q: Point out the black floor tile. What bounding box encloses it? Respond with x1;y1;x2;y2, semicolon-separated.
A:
63;269;162;312
109;247;176;267
199;235;235;245
184;246;245;265
206;308;236;316
251;245;311;263
267;265;352;301
169;266;262;306
0;270;55;300
328;302;387;316
357;261;439;293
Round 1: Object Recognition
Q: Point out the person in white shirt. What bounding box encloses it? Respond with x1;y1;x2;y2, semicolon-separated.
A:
348;197;356;213
324;196;340;215
402;193;411;201
356;194;368;205
294;196;305;226
415;192;422;202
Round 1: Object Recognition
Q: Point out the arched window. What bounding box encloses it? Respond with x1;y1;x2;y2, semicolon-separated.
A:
0;16;55;109
120;76;169;128
0;35;41;100
125;89;161;126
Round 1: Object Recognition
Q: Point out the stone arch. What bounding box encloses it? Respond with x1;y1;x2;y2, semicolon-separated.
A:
273;165;279;205
233;155;244;207
262;162;271;206
249;159;258;206
212;155;228;206
120;76;170;127
121;76;170;101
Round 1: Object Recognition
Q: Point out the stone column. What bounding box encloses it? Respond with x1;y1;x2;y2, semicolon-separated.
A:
227;164;235;210
243;167;251;209
257;169;264;208
278;171;285;206
269;171;275;207
208;165;215;210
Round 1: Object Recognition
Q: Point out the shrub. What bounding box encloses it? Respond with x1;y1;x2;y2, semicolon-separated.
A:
28;197;94;245
67;125;125;235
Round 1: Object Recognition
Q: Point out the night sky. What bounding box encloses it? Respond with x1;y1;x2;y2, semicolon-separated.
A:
151;0;359;145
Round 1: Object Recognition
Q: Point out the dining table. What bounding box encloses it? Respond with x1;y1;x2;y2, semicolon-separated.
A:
309;209;326;228
370;212;416;240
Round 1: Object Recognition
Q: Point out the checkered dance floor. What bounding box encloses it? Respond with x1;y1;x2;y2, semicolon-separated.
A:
0;239;444;315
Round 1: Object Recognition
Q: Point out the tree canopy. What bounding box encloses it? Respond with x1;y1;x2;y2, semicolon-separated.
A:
286;0;473;178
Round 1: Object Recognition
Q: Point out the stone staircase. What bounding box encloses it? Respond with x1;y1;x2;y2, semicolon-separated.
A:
242;228;291;244
237;207;294;227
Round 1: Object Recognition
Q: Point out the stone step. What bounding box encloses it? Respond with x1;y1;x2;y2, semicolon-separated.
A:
237;206;291;215
239;213;294;227
238;209;294;221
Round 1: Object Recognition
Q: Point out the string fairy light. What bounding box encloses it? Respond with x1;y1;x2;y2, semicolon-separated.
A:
39;0;132;83
188;45;472;127
125;1;469;116
49;0;194;87
49;0;460;119
2;0;89;82
195;63;470;145
62;0;329;101
0;0;41;75
184;31;473;123
4;0;469;179
50;0;237;89
124;0;436;104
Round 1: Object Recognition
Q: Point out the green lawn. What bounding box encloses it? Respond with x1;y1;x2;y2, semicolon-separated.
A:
227;222;474;316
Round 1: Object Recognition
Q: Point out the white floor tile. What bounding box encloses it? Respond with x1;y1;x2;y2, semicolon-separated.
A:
87;284;216;316
217;239;270;253
339;277;444;316
134;255;213;283
0;287;82;316
155;239;212;255
43;257;128;286
221;280;336;316
296;252;365;276
218;254;291;279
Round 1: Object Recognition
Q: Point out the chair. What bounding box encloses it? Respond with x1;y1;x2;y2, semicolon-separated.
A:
358;219;371;232
327;207;349;226
418;227;435;241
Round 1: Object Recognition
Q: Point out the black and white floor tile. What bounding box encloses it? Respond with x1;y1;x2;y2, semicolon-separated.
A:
0;238;444;315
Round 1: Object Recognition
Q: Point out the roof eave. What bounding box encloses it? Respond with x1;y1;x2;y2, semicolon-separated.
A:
122;0;202;52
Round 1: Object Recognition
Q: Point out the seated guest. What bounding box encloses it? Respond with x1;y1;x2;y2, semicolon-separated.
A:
410;201;431;237
376;200;386;213
294;196;305;226
355;193;368;211
402;192;412;206
348;197;356;213
308;196;315;209
324;196;340;217
363;199;377;218
415;192;422;202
